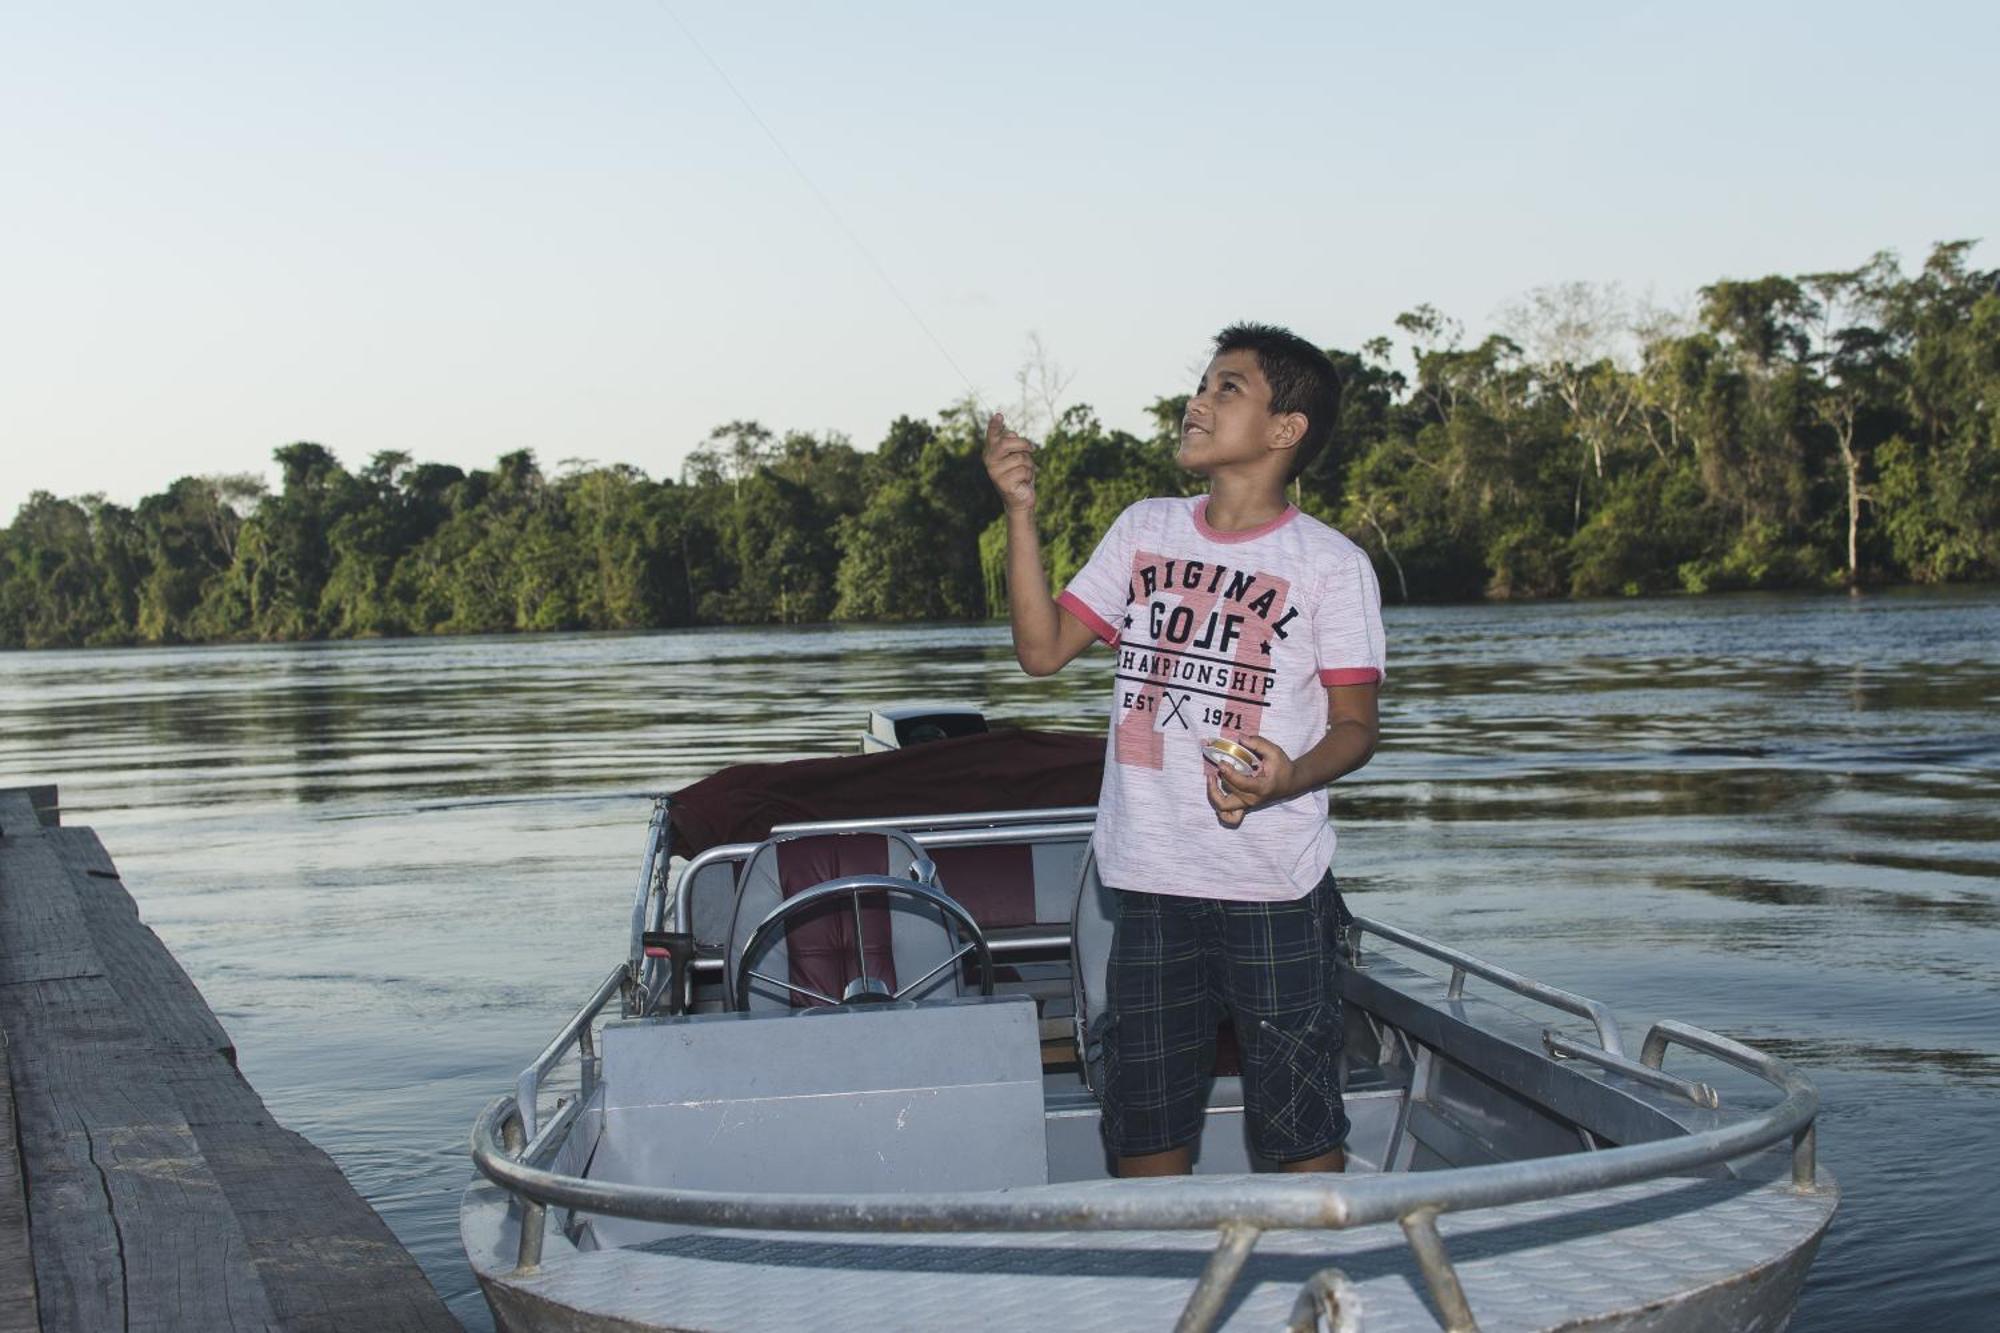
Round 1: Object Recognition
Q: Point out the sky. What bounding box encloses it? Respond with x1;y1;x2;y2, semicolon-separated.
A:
2;1;1994;520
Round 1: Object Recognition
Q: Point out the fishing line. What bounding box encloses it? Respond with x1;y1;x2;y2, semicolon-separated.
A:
654;3;981;398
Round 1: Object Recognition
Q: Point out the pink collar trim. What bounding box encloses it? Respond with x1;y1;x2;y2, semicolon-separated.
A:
1193;496;1298;543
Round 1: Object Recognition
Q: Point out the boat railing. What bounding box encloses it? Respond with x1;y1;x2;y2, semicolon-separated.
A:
1345;916;1628;1057
514;963;624;1145
770;806;1098;836
624;797;674;1004
479;943;1825;1333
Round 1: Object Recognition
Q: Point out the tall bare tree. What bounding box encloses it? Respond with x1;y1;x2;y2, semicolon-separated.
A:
1802;256;1897;583
1011;332;1075;439
1503;281;1635;480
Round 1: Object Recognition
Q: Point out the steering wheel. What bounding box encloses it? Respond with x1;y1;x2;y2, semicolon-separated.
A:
730;874;994;1012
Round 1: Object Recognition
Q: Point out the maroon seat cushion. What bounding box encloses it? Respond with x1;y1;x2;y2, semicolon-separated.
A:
927;844;1035;930
774;835;898;1007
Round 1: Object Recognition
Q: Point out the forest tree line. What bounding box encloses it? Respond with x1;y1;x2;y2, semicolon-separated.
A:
2;241;1995;650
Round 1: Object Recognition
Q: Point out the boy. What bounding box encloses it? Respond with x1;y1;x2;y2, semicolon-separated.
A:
983;322;1384;1177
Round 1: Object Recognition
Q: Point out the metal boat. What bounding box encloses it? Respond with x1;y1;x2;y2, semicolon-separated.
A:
462;721;1836;1332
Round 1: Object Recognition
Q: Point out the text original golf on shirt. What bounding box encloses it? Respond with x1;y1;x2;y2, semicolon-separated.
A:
1056;496;1386;902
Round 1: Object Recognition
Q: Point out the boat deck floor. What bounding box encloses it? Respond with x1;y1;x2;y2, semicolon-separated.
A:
501;1154;1834;1332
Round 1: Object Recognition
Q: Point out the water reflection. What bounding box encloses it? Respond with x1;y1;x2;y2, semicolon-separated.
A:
1659;872;2000;924
1749;1036;2000;1087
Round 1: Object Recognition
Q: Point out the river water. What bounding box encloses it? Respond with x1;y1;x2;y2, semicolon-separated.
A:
2;588;1995;1329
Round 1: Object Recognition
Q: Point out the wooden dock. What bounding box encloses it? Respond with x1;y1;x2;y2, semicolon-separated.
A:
0;785;459;1332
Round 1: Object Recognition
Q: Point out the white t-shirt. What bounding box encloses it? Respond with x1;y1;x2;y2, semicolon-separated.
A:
1056;496;1385;901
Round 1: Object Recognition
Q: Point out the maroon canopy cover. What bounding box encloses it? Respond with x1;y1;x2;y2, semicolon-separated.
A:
667;728;1106;855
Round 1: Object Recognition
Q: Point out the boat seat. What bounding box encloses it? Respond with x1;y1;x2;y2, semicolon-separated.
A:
1070;848;1118;1093
689;832;1089;957
724;829;972;1012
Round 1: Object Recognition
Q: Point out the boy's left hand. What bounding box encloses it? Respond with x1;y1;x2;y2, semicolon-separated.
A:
1205;736;1296;828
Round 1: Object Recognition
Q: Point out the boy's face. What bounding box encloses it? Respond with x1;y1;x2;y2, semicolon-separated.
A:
1178;349;1295;477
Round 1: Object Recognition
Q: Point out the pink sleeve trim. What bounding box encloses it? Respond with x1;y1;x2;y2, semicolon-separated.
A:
1319;667;1383;686
1057;590;1120;646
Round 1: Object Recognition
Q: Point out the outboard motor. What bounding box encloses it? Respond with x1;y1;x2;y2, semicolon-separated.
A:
861;703;990;752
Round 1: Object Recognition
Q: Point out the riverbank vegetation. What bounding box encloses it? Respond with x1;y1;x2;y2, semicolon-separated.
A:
3;242;1995;649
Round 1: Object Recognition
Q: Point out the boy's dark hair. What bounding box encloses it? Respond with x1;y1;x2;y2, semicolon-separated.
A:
1214;322;1339;480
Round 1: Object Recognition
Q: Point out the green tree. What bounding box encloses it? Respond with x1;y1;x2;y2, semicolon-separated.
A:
0;493;136;647
133;475;261;641
707;470;836;623
1870;243;2000;580
836;408;998;620
196;442;359;639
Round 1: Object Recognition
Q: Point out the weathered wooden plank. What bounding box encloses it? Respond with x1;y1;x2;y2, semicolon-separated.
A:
194;1120;462;1332
50;826;115;880
0;784;63;835
0;1028;42;1333
0;790;40;841
0;835;104;987
50;829;235;1062
0;976;278;1332
0;793;458;1332
137;1052;456;1331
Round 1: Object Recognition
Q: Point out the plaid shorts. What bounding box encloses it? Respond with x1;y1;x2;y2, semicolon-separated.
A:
1099;872;1349;1162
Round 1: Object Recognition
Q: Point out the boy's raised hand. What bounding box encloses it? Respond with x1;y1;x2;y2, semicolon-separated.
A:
983;413;1037;513
1205;735;1296;828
